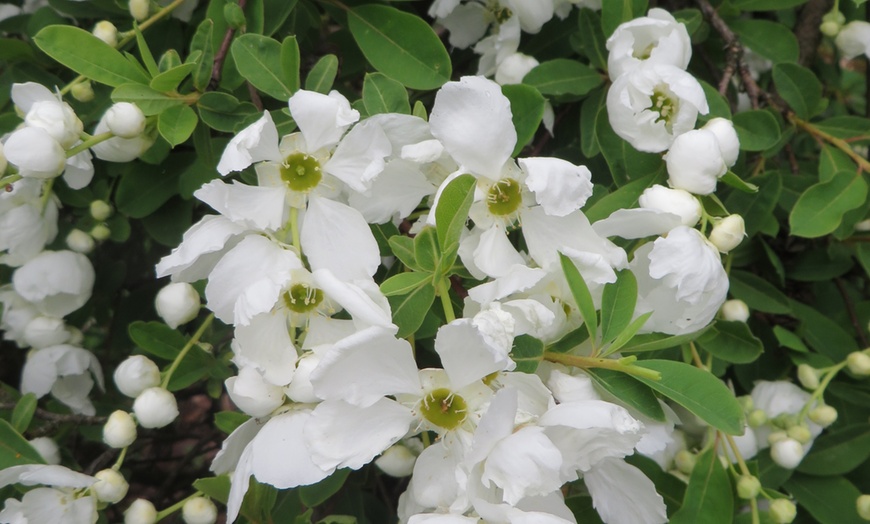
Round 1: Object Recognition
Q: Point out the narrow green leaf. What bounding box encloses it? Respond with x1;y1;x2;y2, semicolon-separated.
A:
580;87;605;157
299;469;350;507
797;424;870;475
434;174;476;271
732;110;781;152
231;34;293;100
11;393;38;433
380;272;431;297
111;83;185;115
696;321;763;364
158;105;198;147
600;270;637;345
501;84;545;156
784;474;865;524
814;116;870;142
193;476;231;504
729;270;791;314
586;368;665;421
214;411;249;434
191;19;215;92
128;320;186;359
620;327;710;353
789;170;868;238
363;73;410;115
305;54;338;94
0;419;45;468
604;311;652;355
523;59;603;96
669;447;733;524
134;25;159;77
413;100;428;120
732;0;808;10
414;227;441;273
585;174;658;222
633;360;745;434
280;36;300;94
150;63;196;92
510;335;545;373
559;253;598;344
34;25;150;86
773;63;822;119
772;326;809;353
388;235;421;271
720;171;758;193
577;8;608;70
388;282;436;338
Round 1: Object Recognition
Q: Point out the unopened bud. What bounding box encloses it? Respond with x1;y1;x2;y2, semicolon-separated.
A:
770;499;797;523
768;430;788;445
129;0;149;21
748;409;767;427
787;425;812;444
820;10;846;37
722;299;750;322
91;224;111;241
105;103;146;139
847;351;870;376
92;21;118;47
114;355;161;398
28;437;60;465
66;229;95;254
771;438;804;469
675;450;697;475
223;2;246;30
709;214;746;253
857;494;870;521
155;282;200;329
797;364;820;390
103;410;137;448
375;443;419;477
737;395;754;412
809;405;838;427
737;475;761;499
125;498;158;524
70;81;95;103
639;184;702;227
182;496;218;524
702;117;740;167
133;387;179;429
90;200;113;221
93;468;129;504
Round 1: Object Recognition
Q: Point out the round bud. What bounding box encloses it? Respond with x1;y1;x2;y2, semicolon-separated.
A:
154;282;200;329
748;409;767;427
125;498;158;524
675;450;697;475
847;351;870;376
114;355;161;398
66;229;95;254
797;364;820;390
92;21;118;47
771;438;804;469
737;475;761;499
770;499;797;523
90;200;113;221
820;10;846;37
182;497;218;524
375;443;418;477
809;405;838;427
91;224;111;241
767;430;788;445
709;214;746;253
103;410;137;448
638;184;702;227
23;316;70;349
70;81;95;103
105;103;146;139
93;468;129;504
721;299;750;322
701;117;740;167
737;395;754;412
129;0;149;21
133;387;179;429
787;425;812;444
28;437;61;465
223;2;247;29
857;494;870;521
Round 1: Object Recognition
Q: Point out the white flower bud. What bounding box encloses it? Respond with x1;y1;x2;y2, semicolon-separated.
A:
4;127;66;179
787;425;812;444
748;409;767;427
768;430;788;445
91;116;155;162
23;316;70;349
91;224;111;241
225;366;284;418
721;299;750;322
155;282;200;329
674;449;696;475
737;475;761;499
90;200;113;221
808;405;838;427
771;438;804;469
28;437;61;465
709;215;746;253
0;141;7;175
665;129;728;194
494;52;540;85
702;117;740;167
129;0;150;21
638;184;701;226
125;498;158;524
133;387;178;429
770;499;797;523
24;100;83;149
182;497;217;524
66;229;95;254
92;21;118;47
114;355;161;398
835;21;870;60
93;468;129;504
103;410;137;448
857;494;870;521
105;103;146;139
797;364;821;390
375;443;419;477
847;351;870;376
71;81;95;103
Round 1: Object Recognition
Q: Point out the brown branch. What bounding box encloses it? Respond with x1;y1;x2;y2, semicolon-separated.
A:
209;0;248;90
0;403;107;425
835;278;869;347
794;0;833;67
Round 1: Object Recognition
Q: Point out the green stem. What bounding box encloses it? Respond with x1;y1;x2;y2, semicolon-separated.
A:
155;491;203;521
290;206;302;254
0;174;23;187
66;132;114;158
40;179;54;215
543;352;662;380
112;446;128;471
437;278;455;323
791;115;870;173
798;360;847;420
723;434;760;524
161;313;214;389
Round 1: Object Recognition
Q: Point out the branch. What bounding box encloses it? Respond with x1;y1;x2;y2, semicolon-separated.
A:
209;0;248;90
794;0;833;67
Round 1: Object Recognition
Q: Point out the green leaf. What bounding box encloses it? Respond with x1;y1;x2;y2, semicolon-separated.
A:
158;105;198;147
510;334;544;373
620;328;710;353
600;270;637;345
605;311;653;355
363;73;410;115
115;159;186;218
193;476;231;504
790;300;858;361
577;8;608;70
773;326;809;353
633;360;745;434
134;25;159;77
724;171;782;237
263;0;299;36
586;368;665;421
730;19;799;64
501;84;545;156
773;63;822;119
214;411;250;434
434;174;476;272
585;174;658;222
797;424;870;475
729;270;791;314
128;320;186;359
731;0;809;9
559;253;598;344
281;36;301;94
789;170;868;238
696;321;764;364
300;469;350;507
669;447;733;524
380;272;431;297
522;59;603;96
720;171;758;193
784;474;865;524
33;25;149;86
111;83;185;116
191;20;215;92
699;80;732;122
347;5;451;90
232;34;294;100
197;92;258;132
388;282;436;338
388;235;420;271
11;393;37;433
732;110;781;152
814;116;870;142
150;63;196;93
305;54;338;94
414;227;441;273
580;87;605;157
0;419;45;469
601;0;648;36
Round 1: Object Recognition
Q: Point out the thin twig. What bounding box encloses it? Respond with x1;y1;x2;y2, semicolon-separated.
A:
0;403;107;425
834;278;869;347
209;0;248;90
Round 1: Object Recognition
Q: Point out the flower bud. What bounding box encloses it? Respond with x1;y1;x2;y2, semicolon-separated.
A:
494;52;540;85
768;430;788;445
737;395;754;412
93;468;129;504
809;405;838;427
90;200;113;221
770;499;797;523
702;117;740;167
856;219;870;232
24;100;83;149
71;81;95;103
104;410;137;448
638;184;702;227
133;387;179;429
125;498;158;524
182;497;218;524
129;0;149;21
4;127;66;179
787;425;812;444
675;449;696;475
23;316;70;349
748;409;767;427
114;355;161;398
375;443;419;477
821;10;846;37
721;299;750;322
737;475;761;499
771;438;804;469
66;229;95;254
155;282;200;329
835;21;870;60
709;215;746;253
28;437;61;465
847;351;870;376
92;21;118;47
665;129;728;195
91;224;111;241
105;102;146;139
223;2;246;30
225;366;284;418
797;364;821;390
857;494;870;521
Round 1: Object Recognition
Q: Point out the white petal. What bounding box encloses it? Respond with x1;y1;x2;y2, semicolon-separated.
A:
522;208;626;272
194;179;287;231
13;251;94;317
227;443;254;523
435;319;513;390
313;270;395;330
11;82;55;113
440;3;489;48
62;150;94;190
482;426;563;505
217;112;281;175
592;208;682;239
226;366;285;417
211;418;262;475
520;157;593;216
470;226;526;279
467;266;548;304
584;459;667;524
301;196;380;280
288;90;359;152
411;440;465;509
232;312;298;386
155;215;246;281
5;127;66;179
430;76;516;178
250;410;333;488
324;118;392;193
0;465;94;489
468;387;518;467
347;159;435;224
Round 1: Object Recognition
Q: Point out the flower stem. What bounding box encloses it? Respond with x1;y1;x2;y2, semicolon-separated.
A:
290;206;302;254
40;179;54;215
0;174;23;187
437;278;455;323
791;115;870;173
155;491;203;521
112;446;128;471
160;313;214;389
543;352;662;380
66;132;114;158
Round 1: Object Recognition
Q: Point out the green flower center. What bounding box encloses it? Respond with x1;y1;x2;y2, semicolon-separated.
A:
419;388;468;430
650;88;678;127
280;152;322;192
634;42;657;60
283;283;324;313
486;178;522;216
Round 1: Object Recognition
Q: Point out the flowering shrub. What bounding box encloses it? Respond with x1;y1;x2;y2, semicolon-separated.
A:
1;0;870;523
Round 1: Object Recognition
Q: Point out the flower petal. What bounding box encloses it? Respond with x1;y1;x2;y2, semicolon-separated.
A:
301;196;380;281
217;111;281;175
195;179;287;231
250;410;333;488
288;90;359;152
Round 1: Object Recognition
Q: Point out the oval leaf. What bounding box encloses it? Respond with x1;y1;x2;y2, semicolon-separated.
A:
774;63;822;120
522;59;603;96
732;110;781;152
586;368;665;421
669;447;733;524
696;321;764;364
797;424;870;476
158;105;198;147
231;33;294;100
789;170;868;238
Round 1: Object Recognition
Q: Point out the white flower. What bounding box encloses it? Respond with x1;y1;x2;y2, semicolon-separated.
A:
21;345;104;415
721;299;750;322
225;366;285;417
155;282;200;328
375;440;423;477
665;129;728;194
91;116;155;162
182;497;217;524
28;437;60;465
835;21;870;59
23;316;71;349
3;127;66;179
66;229;95;254
92;469;128;504
502;0;554;34
638;184;701;227
702;117;740;167
770;438;804;469
133;387;179;429
606;63;708;152
124;499;158;524
606;8;692;80
0;178;59;266
12;82;83;148
103;410;137;448
114;355;161;398
0;488;97;524
104;102;146;139
708;214;746;253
